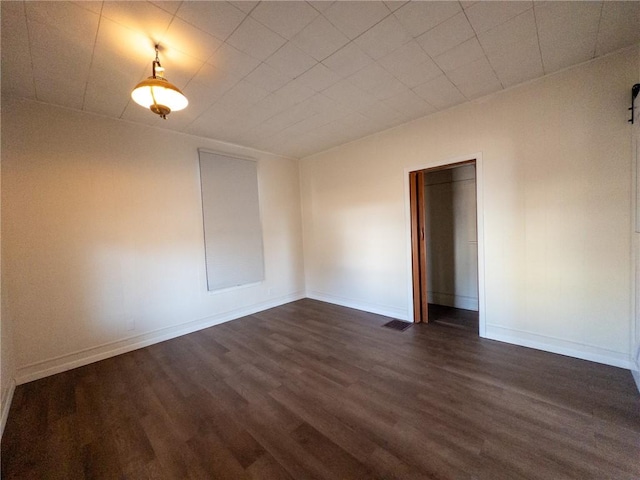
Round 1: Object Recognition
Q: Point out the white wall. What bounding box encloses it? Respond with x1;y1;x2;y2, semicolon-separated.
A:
1;123;17;436
632;46;640;388
1;98;305;383
301;47;638;369
425;166;478;311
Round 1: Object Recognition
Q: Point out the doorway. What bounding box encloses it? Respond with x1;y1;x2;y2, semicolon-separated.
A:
408;159;483;333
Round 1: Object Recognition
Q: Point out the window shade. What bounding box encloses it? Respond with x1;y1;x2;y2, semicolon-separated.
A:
198;150;265;291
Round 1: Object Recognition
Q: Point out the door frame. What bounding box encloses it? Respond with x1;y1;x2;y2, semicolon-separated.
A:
403;152;486;337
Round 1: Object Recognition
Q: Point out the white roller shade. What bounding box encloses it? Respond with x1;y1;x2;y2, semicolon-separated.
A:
198;150;265;291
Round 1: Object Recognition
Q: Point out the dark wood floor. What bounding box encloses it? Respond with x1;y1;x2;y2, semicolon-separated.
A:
428;304;479;332
2;299;639;479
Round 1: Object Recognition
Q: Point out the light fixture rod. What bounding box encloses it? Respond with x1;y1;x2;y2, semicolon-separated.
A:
152;45;161;78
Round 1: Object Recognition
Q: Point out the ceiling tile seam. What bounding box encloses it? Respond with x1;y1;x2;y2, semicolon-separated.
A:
80;1;104;112
591;1;605;60
531;2;547;76
21;1;39;100
461;4;505;90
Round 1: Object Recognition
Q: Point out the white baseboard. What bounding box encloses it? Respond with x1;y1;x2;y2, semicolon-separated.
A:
15;292;305;385
1;378;16;439
306;291;408;320
428;292;479;311
485;324;633;370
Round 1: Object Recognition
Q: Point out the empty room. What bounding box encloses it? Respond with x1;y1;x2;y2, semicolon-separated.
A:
1;1;640;478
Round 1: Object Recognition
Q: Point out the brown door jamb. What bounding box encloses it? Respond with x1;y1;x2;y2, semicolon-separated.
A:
410;170;428;323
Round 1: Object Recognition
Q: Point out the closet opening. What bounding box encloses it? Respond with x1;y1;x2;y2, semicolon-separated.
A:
409;160;479;333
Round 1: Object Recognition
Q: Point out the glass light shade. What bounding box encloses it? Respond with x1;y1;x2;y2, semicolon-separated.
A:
131;76;188;116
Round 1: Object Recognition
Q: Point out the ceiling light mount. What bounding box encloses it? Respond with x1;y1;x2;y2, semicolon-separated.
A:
131;44;188;120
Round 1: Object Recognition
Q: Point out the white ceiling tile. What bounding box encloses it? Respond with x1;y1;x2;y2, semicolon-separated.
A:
244;62;291;92
465;1;533;34
93;18;155;68
273;78;316;106
27;7;95;104
245;120;288;143
72;1;104;15
308;1;335;13
226;16;287;60
215;79;270;110
358;101;402;122
246;94;289;121
412;75;465;110
185;63;241;103
478;9;537;57
264;42;318;79
2;1;28;47
283;111;335;137
33;74;85;110
595;1;640;56
100;1;173;40
384;0;407;12
323;1;390;40
250;1;319;39
1;2;35;98
160;17;222;63
165;108;211;134
322;42;373;78
347;63;407;100
176;1;246;41
354;14;412;60
488;38;544;88
84;67;134;118
322;79;378;111
82;21;144;114
536;2;601;74
230;2;259;14
150;2;182;15
378;41;442;88
291;15;350;61
393;1;461;37
384;1;408;13
256;92;297;117
383;88;436;117
208;42;261;77
434;37;485;73
297;63;342;91
1;46;36;99
258;102;319;137
305;93;351;117
447;57;502;99
26;1;99;48
416;12;475;58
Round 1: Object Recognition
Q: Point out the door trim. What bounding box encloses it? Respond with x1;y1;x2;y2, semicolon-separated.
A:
403;152;486;337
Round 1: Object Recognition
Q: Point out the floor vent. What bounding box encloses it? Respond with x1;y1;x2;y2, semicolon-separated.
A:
382;320;412;331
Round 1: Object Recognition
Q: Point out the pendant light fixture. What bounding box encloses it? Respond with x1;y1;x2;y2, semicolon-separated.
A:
131;45;188;119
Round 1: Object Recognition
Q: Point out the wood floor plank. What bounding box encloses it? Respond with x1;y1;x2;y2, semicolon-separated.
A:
2;299;639;479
